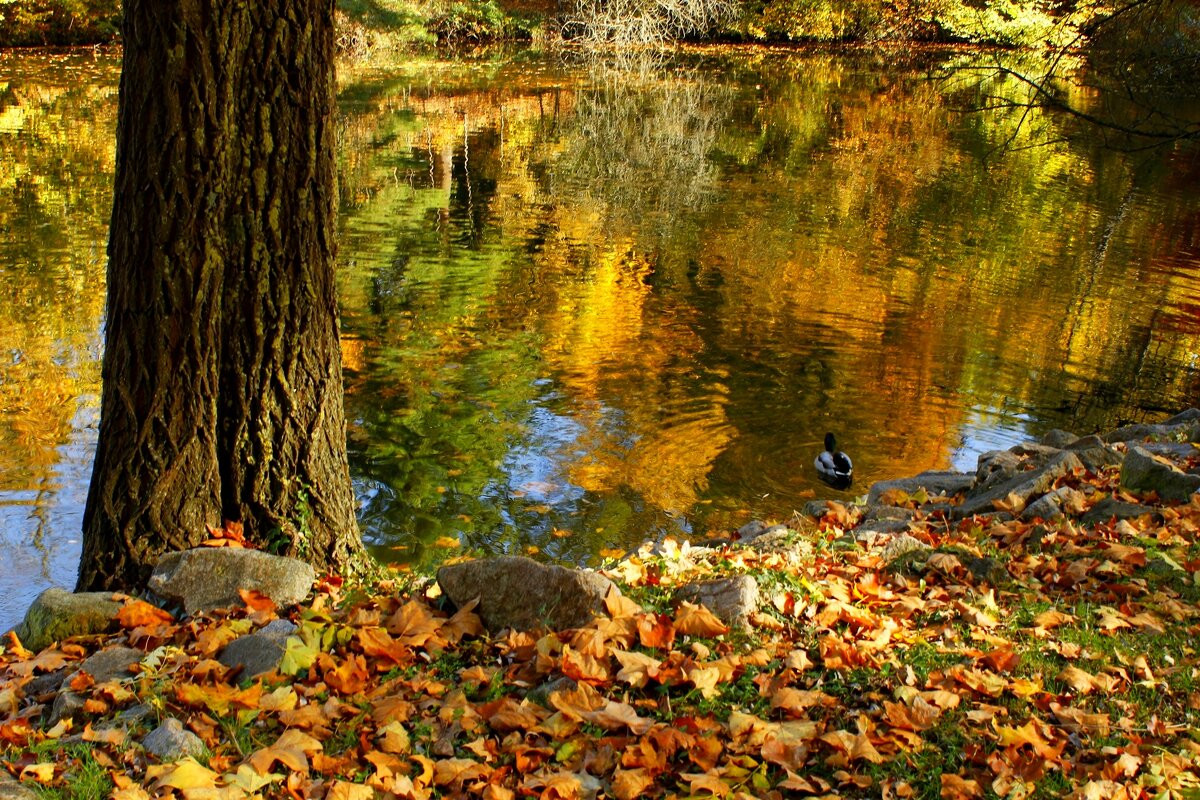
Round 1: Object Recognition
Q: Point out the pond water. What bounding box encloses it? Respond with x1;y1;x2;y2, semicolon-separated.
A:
1;46;1199;631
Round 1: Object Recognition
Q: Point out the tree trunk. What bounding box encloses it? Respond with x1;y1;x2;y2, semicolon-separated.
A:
78;0;364;592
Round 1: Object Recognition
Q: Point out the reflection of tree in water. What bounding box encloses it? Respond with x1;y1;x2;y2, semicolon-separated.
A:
549;54;729;240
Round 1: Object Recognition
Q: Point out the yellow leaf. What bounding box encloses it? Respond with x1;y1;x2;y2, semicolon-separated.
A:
19;763;55;783
327;780;376;799
377;721;411;754
1032;609;1075;629
146;757;220;791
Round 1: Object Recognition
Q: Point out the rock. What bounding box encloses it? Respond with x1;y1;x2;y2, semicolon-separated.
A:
867;471;975;506
674;576;759;629
973;450;1025;489
111;702;157;729
1080;497;1158;526
1065;435;1105;451
218;619;297;678
1008;442;1065;459
143;718;206;761
802;500;831;518
149;548;316;615
956;451;1083;519
1103;420;1200;444
1145;554;1185;577
437;557;615;632
0;772;40;800
24;667;68;700
735;520;767;540
1164;408;1200;425
962;555;1006;584
7;588;123;653
1140;441;1200;461
48;691;86;726
1040;429;1079;448
48;645;143;725
856;518;912;536
75;645;143;683
1120;446;1200;502
748;530;813;559
1070;444;1125;473
733;521;789;544
864;506;918;522
880;533;931;563
1021;486;1082;521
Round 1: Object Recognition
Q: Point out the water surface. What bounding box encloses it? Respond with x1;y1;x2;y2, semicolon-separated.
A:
1;46;1199;630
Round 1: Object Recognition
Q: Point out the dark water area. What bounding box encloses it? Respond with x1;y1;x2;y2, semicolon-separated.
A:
1;46;1199;630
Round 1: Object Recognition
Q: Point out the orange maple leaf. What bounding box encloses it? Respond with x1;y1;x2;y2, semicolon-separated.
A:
116;599;174;629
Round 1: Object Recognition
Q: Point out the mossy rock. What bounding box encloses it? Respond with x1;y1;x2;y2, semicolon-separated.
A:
8;588;123;653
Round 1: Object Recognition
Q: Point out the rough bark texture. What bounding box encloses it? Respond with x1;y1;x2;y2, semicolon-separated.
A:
78;0;363;591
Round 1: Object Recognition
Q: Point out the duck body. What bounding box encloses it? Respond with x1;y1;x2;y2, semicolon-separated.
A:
815;432;853;489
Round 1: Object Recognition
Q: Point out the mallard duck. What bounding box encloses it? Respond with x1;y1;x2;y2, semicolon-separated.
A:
815;432;853;489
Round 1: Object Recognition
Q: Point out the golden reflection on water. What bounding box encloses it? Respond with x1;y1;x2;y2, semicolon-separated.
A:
2;48;1200;623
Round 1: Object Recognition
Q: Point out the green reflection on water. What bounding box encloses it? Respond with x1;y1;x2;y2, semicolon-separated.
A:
1;47;1199;611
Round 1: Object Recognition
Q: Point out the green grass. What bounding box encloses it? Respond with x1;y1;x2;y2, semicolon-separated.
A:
16;744;113;800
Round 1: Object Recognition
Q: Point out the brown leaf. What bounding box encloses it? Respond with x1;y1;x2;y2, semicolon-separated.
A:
940;773;982;799
246;728;323;774
674;602;729;637
821;729;885;764
433;757;490;789
613;649;662;688
1032;609;1075;630
611;768;655;800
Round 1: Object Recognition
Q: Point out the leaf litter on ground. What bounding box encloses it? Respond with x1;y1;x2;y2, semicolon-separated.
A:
4;461;1200;798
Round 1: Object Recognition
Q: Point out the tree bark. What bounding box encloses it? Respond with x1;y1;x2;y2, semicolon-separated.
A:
78;0;364;591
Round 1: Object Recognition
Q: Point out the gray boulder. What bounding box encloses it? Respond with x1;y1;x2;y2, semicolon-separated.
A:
48;646;143;725
1021;486;1080;521
1120;446;1200;502
143;718;206;761
7;588;122;653
1070;444;1125;473
734;520;788;542
218;619;297;678
867;471;975;506
1140;441;1200;461
0;772;40;800
956;451;1083;519
149;548;316;615
437;557;615;632
674;576;759;629
1164;408;1200;425
973;450;1025;489
75;645;143;683
1040;429;1079;448
48;691;86;727
880;533;931;563
1081;497;1159;526
856;518;913;537
1103;420;1200;444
